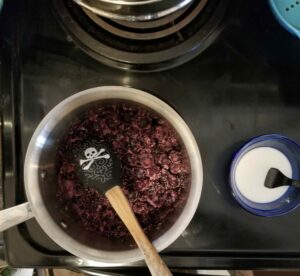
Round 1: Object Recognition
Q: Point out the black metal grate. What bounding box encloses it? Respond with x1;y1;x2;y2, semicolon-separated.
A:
53;0;229;71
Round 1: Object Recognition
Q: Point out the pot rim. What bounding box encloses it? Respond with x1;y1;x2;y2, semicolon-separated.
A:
24;86;203;264
73;0;193;21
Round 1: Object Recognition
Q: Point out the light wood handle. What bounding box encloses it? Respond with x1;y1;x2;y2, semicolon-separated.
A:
106;186;172;276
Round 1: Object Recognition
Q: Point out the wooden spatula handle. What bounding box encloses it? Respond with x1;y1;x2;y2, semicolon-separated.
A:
106;185;172;276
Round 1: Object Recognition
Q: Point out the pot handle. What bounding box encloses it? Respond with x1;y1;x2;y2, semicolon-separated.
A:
0;202;34;232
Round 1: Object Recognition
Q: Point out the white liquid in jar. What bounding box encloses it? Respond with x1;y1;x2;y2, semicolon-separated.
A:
234;147;292;203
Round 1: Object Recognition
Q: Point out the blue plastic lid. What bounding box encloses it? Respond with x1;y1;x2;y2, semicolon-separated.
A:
269;0;300;39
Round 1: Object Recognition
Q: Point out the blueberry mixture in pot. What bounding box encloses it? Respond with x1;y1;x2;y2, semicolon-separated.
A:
57;103;191;238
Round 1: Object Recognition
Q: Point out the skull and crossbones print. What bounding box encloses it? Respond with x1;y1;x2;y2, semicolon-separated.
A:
79;147;110;171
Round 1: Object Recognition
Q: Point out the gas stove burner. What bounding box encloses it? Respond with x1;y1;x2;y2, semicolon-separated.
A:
53;0;229;72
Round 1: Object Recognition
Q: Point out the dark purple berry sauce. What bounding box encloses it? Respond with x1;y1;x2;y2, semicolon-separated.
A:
57;103;191;238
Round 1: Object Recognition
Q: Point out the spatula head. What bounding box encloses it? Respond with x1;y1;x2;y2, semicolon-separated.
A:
72;139;121;193
264;168;292;188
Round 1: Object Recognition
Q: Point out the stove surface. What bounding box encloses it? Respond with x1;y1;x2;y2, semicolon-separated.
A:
1;0;300;269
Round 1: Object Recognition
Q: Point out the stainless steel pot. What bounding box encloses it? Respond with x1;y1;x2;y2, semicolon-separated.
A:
0;86;202;264
73;0;194;21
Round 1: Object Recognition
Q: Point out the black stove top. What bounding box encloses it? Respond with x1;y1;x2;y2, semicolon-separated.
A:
1;0;300;270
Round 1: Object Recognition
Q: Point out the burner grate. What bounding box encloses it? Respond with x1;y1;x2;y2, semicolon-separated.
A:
81;0;208;40
54;0;230;71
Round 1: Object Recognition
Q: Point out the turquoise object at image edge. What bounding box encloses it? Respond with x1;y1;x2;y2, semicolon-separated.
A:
269;0;300;39
0;0;2;12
